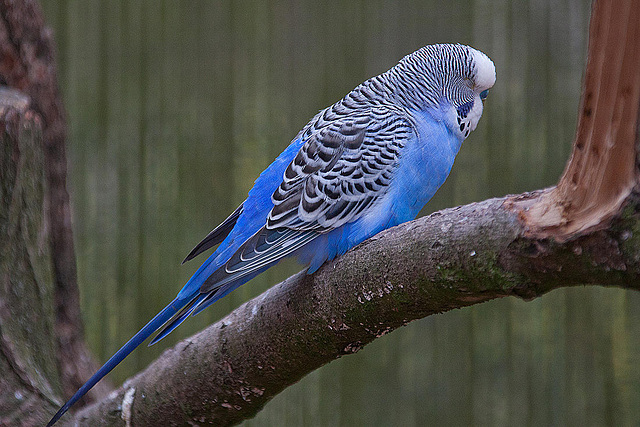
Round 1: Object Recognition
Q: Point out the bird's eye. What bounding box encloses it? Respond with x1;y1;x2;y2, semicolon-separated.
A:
480;89;489;101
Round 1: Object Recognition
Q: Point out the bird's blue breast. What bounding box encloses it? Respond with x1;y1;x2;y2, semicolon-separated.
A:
388;106;462;221
297;106;462;273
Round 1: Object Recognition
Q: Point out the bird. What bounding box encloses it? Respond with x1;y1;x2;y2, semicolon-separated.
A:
48;43;495;425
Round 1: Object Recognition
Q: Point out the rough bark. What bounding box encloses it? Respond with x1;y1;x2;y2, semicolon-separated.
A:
1;0;640;426
0;88;59;425
517;0;640;236
74;193;640;426
0;0;110;408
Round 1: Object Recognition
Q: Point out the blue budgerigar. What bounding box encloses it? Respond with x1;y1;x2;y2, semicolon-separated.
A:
48;43;495;425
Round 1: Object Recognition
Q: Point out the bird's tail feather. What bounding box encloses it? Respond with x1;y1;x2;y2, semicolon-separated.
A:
46;296;194;426
191;265;272;317
148;293;208;346
150;265;273;346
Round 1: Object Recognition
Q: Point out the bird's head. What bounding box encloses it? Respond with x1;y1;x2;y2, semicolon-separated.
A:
395;44;496;140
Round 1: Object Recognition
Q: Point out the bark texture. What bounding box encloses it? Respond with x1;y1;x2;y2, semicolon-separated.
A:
519;0;640;236
0;88;59;425
0;0;109;408
74;193;640;426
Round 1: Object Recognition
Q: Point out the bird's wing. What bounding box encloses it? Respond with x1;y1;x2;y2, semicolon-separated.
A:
182;203;243;263
268;106;414;231
198;107;414;294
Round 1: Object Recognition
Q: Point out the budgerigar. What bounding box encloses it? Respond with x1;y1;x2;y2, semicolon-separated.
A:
48;43;495;425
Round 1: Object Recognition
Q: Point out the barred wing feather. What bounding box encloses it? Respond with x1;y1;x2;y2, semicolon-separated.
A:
198;107;414;295
269;107;414;231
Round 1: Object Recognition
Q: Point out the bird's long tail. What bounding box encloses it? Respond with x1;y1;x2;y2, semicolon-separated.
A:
46;296;193;426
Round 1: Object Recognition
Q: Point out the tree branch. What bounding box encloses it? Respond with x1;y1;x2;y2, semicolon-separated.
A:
518;0;640;237
74;188;640;425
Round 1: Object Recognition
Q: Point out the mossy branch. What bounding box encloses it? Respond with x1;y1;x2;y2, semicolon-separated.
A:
73;191;640;426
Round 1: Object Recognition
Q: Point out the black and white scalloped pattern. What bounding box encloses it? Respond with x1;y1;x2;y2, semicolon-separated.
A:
268;107;413;232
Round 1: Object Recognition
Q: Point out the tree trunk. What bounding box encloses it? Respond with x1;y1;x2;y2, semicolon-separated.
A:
0;0;109;424
1;0;639;426
0;88;60;426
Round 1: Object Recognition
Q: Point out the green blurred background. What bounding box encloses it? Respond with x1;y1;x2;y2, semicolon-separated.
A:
40;1;640;425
